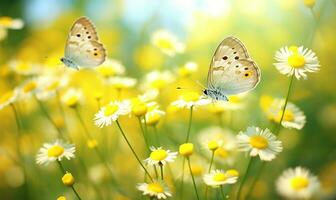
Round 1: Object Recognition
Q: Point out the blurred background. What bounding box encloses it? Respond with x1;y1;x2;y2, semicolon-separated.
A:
0;0;336;199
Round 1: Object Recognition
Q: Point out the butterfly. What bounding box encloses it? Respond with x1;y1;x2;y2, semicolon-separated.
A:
203;36;260;101
60;17;106;70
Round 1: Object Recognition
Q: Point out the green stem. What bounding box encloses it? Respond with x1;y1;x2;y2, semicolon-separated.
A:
138;117;149;150
187;157;200;200
56;161;82;200
115;120;154;182
56;91;69;134
275;73;295;134
159;163;164;180
185;106;194;142
205;151;215;200
179;158;186;199
220;185;225;200
71;186;83;200
236;157;254;200
245;162;265;199
154;165;159;179
34;95;65;139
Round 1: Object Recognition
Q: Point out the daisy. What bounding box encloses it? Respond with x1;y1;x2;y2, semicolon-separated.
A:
96;58;125;78
237;126;283;161
145;147;177;166
203;169;239;187
137;181;172;199
171;91;211;109
36;75;68;101
264;97;306;130
0;16;24;29
151;29;185;56
144;103;166;126
274;45;320;80
108;76;137;89
0;89;18;110
94;100;131;128
9;60;40;76
177;62;198;77
19;79;40;99
276;167;320;199
142;70;175;90
36;140;75;165
61;88;83;108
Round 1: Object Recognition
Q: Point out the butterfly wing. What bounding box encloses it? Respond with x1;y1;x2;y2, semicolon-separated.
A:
64;17;106;67
207;36;260;95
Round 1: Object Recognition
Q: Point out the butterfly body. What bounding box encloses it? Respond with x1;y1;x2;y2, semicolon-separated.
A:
61;17;106;70
204;36;260;101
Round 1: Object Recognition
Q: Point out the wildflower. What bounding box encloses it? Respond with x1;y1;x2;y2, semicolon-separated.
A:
96;59;125;78
137;181;172;199
57;196;66;200
61;88;82;108
237;126;283;161
151;29;185;56
171;91;211;109
142;70;174;90
177;62;198;77
144;103;165;126
203;169;239;187
87;139;98;149
179;143;194;157
62;172;75;187
36;75;68;101
274;46;320;80
276;167;320;199
94;100;131;128
0;89;18;110
0;16;24;29
108;76;137;89
262;96;306;130
36;140;75;165
304;0;316;8
9;60;40;76
145;147;177;166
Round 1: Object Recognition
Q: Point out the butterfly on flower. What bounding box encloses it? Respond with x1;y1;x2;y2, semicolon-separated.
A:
203;37;260;101
60;17;106;70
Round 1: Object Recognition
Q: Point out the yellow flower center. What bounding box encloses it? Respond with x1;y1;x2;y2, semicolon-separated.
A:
132;103;148;117
65;96;79;107
57;196;67;200
16;62;32;72
215;147;229;158
87;139;98;149
290;176;310;191
46;81;59;91
146;113;161;126
47;145;64;157
97;66;115;77
226;169;239;177
304;0;315;8
179;143;194;157
276;110;294;122
0;90;14;104
23;82;37;93
288;46;305;68
62;172;75;186
0;17;13;26
147;183;164;193
213;173;227;182
249;135;268;149
156;38;174;50
150;149;168;161
104;104;119;116
191;165;203;176
151;79;166;89
182;92;200;102
207;140;219;151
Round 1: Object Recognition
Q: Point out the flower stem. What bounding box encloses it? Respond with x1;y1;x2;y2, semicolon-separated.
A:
34;95;65;139
159;163;164;180
115;120;154;182
236;157;254;200
220;185;225;200
179;158;186;199
245;162;265;200
187;157;200;200
204;151;215;199
275;73;295;134
56;161;82;200
185;106;194;142
138;117;149;151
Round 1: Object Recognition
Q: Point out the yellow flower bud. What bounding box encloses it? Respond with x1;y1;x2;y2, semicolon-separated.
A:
304;0;315;8
57;196;66;200
179;143;194;157
87;139;98;149
132;103;148;117
62;172;75;187
207;140;219;151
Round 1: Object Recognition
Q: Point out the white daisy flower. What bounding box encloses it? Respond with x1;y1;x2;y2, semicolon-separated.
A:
266;98;306;130
151;29;185;56
177;62;198;77
0;16;24;29
237;126;283;161
61;88;83;108
203;169;239;187
274;45;320;80
36;75;69;101
0;89;18;110
96;58;125;78
94;100;131;128
276;166;320;199
142;70;175;90
36;140;75;165
145;147;177;166
108;76;137;89
171;91;211;109
137;181;172;199
144;103;166;126
19;79;40;99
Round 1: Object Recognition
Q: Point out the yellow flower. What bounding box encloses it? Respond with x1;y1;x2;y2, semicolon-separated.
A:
57;196;66;200
145;147;177;166
179;143;194;157
207;140;219;151
151;29;185;56
61;88;82;108
87;139;98;149
62;172;75;187
0;89;18;110
177;62;198;77
303;0;315;8
0;16;24;29
96;59;125;78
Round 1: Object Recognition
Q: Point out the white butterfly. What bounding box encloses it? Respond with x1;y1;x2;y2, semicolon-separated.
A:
61;17;106;70
203;36;260;101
